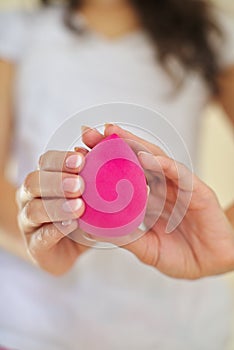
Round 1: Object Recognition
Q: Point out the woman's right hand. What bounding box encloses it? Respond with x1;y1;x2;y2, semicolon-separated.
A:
16;150;88;275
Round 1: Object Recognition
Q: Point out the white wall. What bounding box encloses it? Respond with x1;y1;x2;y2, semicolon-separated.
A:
200;1;234;208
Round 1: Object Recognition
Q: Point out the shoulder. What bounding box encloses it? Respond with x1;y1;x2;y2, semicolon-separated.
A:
0;9;28;61
30;5;65;30
212;7;234;70
0;6;66;62
0;5;64;26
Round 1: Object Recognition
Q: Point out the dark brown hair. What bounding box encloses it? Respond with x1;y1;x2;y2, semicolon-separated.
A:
41;0;222;93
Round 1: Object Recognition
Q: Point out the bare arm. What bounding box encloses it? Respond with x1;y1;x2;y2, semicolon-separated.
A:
215;65;234;228
216;65;234;126
0;59;29;259
0;59;88;272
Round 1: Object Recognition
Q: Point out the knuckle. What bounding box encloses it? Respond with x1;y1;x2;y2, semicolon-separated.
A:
39;151;51;169
38;153;44;168
164;158;174;174
43;224;59;240
28;230;44;256
17;212;24;232
15;187;22;208
178;163;187;176
24;171;38;196
177;164;189;182
24;199;39;224
29;224;60;256
24;173;32;192
24;201;32;221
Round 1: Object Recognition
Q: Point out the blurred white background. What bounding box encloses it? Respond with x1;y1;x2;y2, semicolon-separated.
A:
0;0;234;348
0;0;233;207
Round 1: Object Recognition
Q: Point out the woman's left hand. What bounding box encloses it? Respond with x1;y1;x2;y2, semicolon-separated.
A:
82;124;234;279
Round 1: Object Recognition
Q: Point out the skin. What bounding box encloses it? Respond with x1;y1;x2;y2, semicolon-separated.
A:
98;125;234;279
80;0;141;39
0;0;234;277
16;124;234;278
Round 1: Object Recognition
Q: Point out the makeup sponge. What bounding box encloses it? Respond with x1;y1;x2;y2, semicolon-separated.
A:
79;134;147;237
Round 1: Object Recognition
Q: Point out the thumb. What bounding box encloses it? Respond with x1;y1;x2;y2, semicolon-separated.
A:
122;231;160;268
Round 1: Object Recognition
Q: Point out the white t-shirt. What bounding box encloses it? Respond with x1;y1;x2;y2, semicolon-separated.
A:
0;6;234;350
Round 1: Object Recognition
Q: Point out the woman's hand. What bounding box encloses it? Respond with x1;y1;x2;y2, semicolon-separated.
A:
17;123;234;279
82;124;234;279
17;150;88;275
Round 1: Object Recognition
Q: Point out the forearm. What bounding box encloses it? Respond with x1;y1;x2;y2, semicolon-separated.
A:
0;175;29;260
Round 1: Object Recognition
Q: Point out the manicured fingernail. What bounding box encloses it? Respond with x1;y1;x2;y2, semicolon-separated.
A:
63;198;83;212
81;125;91;133
66;154;83;169
138;151;154;160
62;177;84;193
74;146;86;152
104;123;114;127
138;151;155;168
138;151;150;156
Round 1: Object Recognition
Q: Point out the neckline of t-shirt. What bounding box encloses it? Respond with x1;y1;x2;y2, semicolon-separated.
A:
71;11;147;46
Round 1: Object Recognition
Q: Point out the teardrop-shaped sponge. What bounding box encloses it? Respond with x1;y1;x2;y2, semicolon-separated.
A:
79;134;147;237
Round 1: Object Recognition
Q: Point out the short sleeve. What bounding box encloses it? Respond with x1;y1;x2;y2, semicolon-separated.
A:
214;10;234;70
0;10;29;62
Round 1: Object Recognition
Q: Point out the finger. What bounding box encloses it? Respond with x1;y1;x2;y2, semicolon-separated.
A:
122;230;160;268
22;171;85;199
74;146;88;156
27;220;78;253
39;151;85;174
138;152;194;192
104;124;166;156
138;152;196;233
16;185;30;210
19;198;85;233
81;125;104;148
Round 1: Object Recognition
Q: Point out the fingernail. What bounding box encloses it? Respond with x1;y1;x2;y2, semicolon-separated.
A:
62;177;84;193
74;146;85;152
81;125;99;134
138;151;152;159
66;154;83;169
63;198;83;212
138;151;156;168
81;125;91;133
104;123;114;128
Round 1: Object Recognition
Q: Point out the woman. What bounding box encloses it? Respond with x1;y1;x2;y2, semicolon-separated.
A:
0;0;234;349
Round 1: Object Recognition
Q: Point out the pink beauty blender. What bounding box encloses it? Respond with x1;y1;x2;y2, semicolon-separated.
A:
79;134;148;237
